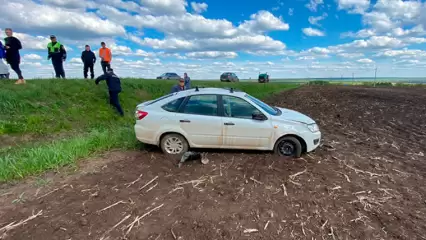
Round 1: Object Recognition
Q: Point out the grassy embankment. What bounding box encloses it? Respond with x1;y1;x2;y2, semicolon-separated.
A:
0;79;298;182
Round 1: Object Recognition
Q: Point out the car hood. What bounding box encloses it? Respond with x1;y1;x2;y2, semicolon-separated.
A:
275;107;316;124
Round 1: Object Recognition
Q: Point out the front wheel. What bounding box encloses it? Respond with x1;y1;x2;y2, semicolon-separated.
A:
274;136;302;158
160;133;189;156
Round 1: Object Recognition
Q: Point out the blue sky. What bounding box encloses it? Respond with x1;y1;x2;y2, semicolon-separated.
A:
1;0;426;79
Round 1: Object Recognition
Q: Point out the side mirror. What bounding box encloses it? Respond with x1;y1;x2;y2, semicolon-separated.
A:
252;112;267;121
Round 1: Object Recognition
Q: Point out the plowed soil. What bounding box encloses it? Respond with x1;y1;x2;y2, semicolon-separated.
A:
1;85;426;240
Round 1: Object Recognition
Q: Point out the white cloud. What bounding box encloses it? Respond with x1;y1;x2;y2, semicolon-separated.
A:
307;47;330;55
341;29;377;38
362;11;395;31
288;8;294;16
190;2;208;14
334;36;405;49
337;52;365;58
391;25;426;37
336;0;370;14
402;37;426;44
0;0;126;39
302;28;326;37
99;8;289;39
308;13;328;26
373;0;422;22
70;58;82;63
41;0;89;9
185;51;238;59
305;0;324;12
131;35;286;53
357;58;374;63
238;11;290;33
23;54;42;60
140;0;188;15
297;56;316;61
375;48;426;58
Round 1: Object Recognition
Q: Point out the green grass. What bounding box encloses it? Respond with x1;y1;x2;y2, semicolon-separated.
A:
0;79;297;182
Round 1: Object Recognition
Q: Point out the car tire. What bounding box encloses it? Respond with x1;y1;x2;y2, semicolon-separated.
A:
160;133;189;157
274;136;302;158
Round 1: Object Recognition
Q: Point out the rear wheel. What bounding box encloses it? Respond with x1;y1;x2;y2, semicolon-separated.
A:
274;136;302;158
160;133;189;156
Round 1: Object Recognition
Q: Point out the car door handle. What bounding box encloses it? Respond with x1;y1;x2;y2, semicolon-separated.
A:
180;120;191;123
224;122;235;126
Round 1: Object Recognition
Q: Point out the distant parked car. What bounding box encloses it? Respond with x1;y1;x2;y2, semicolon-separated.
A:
134;88;321;158
258;73;269;83
157;73;181;80
220;72;239;82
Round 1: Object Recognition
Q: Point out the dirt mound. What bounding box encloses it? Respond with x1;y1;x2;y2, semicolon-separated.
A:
1;85;426;240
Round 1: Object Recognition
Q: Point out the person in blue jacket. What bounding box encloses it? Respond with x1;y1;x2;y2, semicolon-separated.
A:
0;41;10;79
95;69;124;116
170;78;186;93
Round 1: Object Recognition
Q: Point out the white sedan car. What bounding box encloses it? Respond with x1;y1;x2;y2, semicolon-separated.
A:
134;88;321;158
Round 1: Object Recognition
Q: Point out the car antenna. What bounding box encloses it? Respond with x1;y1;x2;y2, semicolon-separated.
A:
195;86;199;92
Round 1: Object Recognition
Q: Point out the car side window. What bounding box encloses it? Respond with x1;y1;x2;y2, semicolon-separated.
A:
222;95;260;119
162;97;185;112
182;95;218;116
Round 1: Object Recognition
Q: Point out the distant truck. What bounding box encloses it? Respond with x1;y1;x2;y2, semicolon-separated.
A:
258;73;269;83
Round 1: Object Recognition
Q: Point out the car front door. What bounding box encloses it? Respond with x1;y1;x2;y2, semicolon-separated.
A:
175;94;224;148
221;95;273;149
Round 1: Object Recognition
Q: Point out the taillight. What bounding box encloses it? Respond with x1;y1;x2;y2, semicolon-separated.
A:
135;110;148;120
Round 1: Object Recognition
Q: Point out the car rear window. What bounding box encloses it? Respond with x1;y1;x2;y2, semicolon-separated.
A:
146;93;176;106
162;97;185;112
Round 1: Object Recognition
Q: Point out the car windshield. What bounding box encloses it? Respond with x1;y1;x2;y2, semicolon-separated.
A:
245;94;279;116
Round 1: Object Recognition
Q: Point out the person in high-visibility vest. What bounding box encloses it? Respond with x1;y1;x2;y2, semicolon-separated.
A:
99;42;112;74
47;35;67;78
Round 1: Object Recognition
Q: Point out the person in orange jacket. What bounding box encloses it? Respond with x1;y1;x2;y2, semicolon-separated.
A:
99;42;112;74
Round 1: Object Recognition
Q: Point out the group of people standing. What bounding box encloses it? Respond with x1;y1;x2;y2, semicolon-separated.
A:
80;41;112;79
170;73;191;93
48;36;113;79
0;28;114;82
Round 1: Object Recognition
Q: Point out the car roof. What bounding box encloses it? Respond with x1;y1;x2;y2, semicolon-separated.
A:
174;87;246;98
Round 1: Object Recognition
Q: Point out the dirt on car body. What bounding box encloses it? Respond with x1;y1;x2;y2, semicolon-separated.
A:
1;85;426;240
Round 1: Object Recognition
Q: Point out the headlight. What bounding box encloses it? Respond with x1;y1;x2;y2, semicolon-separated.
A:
307;123;319;132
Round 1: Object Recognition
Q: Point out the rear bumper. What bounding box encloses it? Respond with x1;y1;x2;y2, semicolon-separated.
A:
134;124;158;145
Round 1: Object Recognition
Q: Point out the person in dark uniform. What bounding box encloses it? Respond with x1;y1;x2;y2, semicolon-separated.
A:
4;28;24;84
170;78;186;93
47;35;67;78
95;69;124;116
81;45;96;79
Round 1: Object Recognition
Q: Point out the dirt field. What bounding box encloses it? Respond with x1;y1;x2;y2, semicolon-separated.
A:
1;85;426;240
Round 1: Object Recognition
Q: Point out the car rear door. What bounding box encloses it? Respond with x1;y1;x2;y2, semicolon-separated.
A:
174;94;224;148
220;95;274;149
